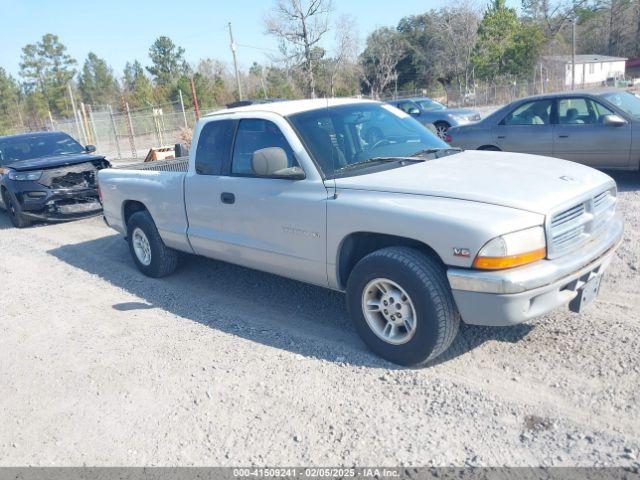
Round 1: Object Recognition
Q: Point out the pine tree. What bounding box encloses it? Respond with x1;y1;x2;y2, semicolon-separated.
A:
19;34;76;117
146;36;189;87
78;53;119;105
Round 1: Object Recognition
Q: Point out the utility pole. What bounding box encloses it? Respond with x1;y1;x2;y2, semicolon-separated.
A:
260;66;268;99
228;22;243;101
571;19;576;91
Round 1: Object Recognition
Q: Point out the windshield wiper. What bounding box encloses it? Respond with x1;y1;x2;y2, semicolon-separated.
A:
335;157;424;173
410;147;462;158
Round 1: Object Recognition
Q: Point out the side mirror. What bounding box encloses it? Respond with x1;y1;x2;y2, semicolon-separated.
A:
602;114;626;126
408;107;420;116
85;144;97;153
252;147;306;180
272;166;306;180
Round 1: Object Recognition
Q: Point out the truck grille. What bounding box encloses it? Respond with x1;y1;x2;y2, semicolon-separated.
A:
547;187;617;259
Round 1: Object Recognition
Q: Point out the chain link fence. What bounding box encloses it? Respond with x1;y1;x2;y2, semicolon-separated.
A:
46;101;221;161
9;77;639;162
378;78;571;108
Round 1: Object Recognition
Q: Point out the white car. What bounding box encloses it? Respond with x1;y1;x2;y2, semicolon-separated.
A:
98;98;623;365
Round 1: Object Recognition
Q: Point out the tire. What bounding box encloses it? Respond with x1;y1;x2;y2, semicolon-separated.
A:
2;190;32;228
126;210;179;278
346;247;460;366
478;145;501;151
433;121;451;140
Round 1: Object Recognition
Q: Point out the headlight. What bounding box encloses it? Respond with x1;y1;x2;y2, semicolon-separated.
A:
473;226;546;270
7;170;42;181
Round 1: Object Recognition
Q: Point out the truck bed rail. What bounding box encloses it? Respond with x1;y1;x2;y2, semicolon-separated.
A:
113;157;189;173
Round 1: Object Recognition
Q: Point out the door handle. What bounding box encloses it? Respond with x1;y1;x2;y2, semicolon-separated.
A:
221;192;235;204
497;135;506;139
558;134;569;138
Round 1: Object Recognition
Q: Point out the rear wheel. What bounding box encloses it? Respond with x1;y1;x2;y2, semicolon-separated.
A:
346;247;460;366
127;210;179;278
2;190;31;228
478;145;501;151
433;121;451;140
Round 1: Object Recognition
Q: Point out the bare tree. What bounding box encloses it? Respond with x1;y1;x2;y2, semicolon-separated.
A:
360;27;406;98
577;0;639;57
522;0;590;37
327;15;360;96
432;2;480;94
265;0;333;98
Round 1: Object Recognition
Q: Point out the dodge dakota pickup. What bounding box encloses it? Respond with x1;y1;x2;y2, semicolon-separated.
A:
98;98;623;366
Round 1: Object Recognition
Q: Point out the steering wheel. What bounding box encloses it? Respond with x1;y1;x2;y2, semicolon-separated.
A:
371;139;390;149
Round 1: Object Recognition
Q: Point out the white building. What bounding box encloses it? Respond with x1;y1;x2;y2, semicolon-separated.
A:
544;55;627;88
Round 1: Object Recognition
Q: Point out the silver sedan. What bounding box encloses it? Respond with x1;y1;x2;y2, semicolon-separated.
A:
446;90;640;170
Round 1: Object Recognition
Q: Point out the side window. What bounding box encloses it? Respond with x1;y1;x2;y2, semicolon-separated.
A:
195;120;235;175
558;98;614;125
397;101;418;114
231;119;298;176
502;100;553;125
592;99;615;121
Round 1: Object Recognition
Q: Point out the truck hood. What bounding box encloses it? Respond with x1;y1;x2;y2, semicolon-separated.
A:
5;153;107;172
333;150;615;214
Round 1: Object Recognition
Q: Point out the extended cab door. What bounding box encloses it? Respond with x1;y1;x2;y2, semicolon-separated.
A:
491;98;554;155
184;118;236;258
195;113;330;287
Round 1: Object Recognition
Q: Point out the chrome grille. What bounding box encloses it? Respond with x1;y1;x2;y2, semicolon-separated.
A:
547;187;617;259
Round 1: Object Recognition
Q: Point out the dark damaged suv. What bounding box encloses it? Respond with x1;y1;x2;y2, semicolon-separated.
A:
0;131;110;228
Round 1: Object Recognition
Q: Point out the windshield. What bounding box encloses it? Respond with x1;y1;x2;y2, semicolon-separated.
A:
0;132;85;165
600;91;640;118
415;99;446;112
288;103;449;178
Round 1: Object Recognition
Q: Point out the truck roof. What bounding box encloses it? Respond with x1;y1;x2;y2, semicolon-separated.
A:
205;97;379;118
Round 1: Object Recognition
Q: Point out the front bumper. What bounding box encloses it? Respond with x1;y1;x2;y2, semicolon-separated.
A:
17;187;102;222
446;215;624;326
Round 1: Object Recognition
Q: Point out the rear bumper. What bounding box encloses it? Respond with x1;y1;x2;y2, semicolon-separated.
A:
446;215;623;326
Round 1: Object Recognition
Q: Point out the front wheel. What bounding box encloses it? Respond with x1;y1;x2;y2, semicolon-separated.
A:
127;210;179;278
346;247;460;366
2;190;31;228
433;121;451;140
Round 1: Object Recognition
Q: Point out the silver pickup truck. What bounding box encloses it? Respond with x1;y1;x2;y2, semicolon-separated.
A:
98;98;623;366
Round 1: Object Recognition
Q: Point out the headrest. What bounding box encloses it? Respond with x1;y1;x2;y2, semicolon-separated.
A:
252;147;288;176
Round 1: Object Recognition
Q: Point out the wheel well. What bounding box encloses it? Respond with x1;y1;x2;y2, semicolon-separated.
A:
122;200;148;232
478;145;501;151
337;232;443;290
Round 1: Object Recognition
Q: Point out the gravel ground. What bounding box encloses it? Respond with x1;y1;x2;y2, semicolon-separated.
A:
0;172;638;467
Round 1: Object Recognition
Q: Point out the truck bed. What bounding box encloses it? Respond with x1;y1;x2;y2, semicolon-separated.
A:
98;158;191;252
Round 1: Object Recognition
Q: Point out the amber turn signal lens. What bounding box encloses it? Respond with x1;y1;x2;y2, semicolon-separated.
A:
473;248;546;270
